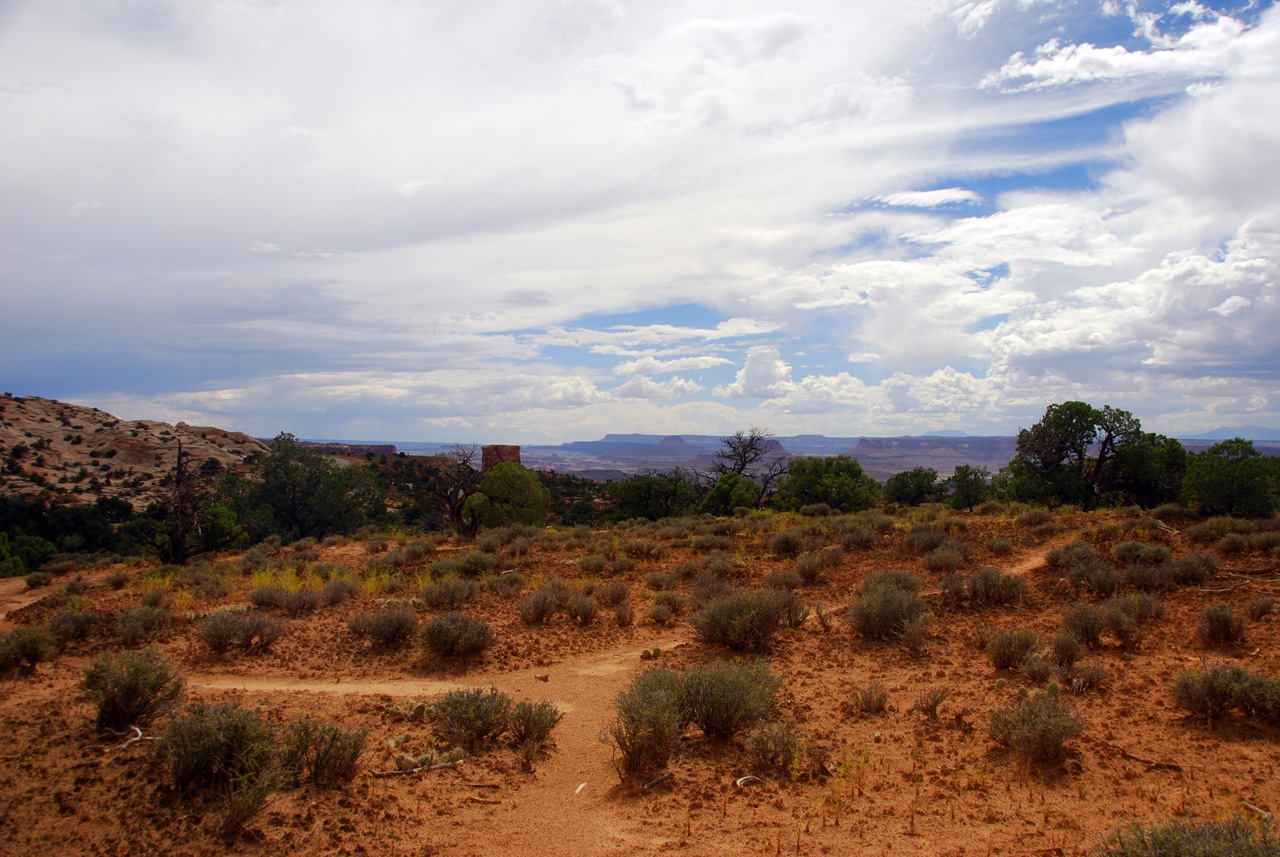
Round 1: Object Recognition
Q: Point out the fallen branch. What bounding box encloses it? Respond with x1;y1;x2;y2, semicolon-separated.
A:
465;782;501;790
117;726;158;750
1241;800;1273;821
1106;743;1182;772
466;796;501;805
368;760;463;779
643;772;671;791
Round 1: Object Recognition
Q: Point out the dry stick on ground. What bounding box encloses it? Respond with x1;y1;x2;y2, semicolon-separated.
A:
369;760;463;779
466;796;501;805
1240;800;1273;821
1105;743;1183;772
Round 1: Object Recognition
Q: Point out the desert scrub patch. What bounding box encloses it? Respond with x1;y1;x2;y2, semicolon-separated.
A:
852;680;889;716
644;570;676;591
280;588;322;615
1062;602;1106;646
578;554;608;575
1047;541;1098;571
1196;603;1246;648
690;589;787;651
567;595;598;625
605;668;685;780
48;608;97;646
105;570;130;590
279;718;367;786
693;534;733;553
421;613;495;658
81;646;184;731
516;585;565;625
1091;815;1280;857
420;577;478;610
985;628;1042;670
249;585;287;609
910;686;950;721
966;567;1028;606
984;536;1014;556
764;568;802;590
509;699;563;760
485;572;525;598
1186;516;1254;544
988;691;1081;762
348;609;418;646
922;543;967;573
197;610;283;654
0;626;55;675
116;605;170;646
1171;664;1279;721
1246;596;1275;621
430;686;513;751
746;719;806;778
652;590;686;616
1111;540;1171;565
683;661;781;741
322;578;358;605
848;570;925;641
1016;508;1053;528
904;524;947;553
768;527;806;557
595;580;630;607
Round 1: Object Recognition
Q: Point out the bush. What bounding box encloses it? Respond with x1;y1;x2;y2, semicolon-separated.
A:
693;534;732;553
578;554;608;575
348;609;418;646
1067;560;1121;597
1091;816;1280;857
421;577;478;610
644;571;675;591
322;578;358;605
746;720;804;778
1048;632;1084;668
116;605;170;646
769;528;806;557
430;686;513;751
911;686;949;720
904;525;946;553
421;613;495;657
567;595;598;625
198;610;247;654
1065;661;1110;695
106;570;130;590
690;590;786;651
985;628;1041;670
485;572;525;598
1047;541;1098;571
967;567;1028;606
516;586;563;625
614;602;635;627
1197;603;1245;648
281;589;322;615
509;699;563;752
249;586;287;609
1112;541;1171;565
456;550;497;576
24;571;52;590
596;581;630;608
48;609;97;645
604;669;685;779
81;647;184;731
1016;509;1053;527
988;692;1081;761
848;571;926;640
161;702;276;833
1063;602;1106;646
1171;664;1259;720
984;536;1014;556
764;569;802;590
1247;596;1275;621
0;626;55;675
852;680;889;716
280;718;367;786
923;545;966;574
682;661;781;741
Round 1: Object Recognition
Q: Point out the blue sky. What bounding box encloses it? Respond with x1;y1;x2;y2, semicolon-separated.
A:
2;0;1278;443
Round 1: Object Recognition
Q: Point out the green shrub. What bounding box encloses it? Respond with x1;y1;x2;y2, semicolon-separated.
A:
988;692;1081;761
852;680;889;716
105;570;130;590
746;719;804;778
509;699;563;753
904;525;947;553
1020;654;1054;683
421;613;495;657
48;608;97;645
348;609;418;646
1048;632;1084;668
322;578;358;605
690;590;786;651
848;571;925;640
1106;592;1166;627
652;590;686;616
1247;596;1275;621
1016;509;1053;527
516;586;563;625
764;569;802;590
249;586;287;609
1067;560;1121;597
161;701;276;832
1112;541;1171;565
899;613;931;656
768;528;806;557
280;718;367;786
567;595;598;625
1197;603;1245;648
967;567;1028;606
841;525;876;549
816;546;844;569
1122;563;1172;591
281;589;322;615
1091;816;1280;857
1063;602;1106;646
198;610;247;654
0;626;55;675
24;571;52;589
691;572;734;608
1064;661;1110;695
421;577;478;610
82;647;184;731
985;628;1041;670
1216;533;1249;554
644;571;675;591
911;686;949;720
923;545;966;573
1186;516;1253;544
615;602;635;627
485;572;525;598
694;534;733;553
116;605;170;646
1047;541;1098;571
1171;664;1258;720
578;554;608;575
457;550;497;576
985;536;1014;555
431;686;513;751
682;661;780;741
596;581;630;607
604;669;685;779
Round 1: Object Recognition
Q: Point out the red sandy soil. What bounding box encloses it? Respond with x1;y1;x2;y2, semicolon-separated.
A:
1;508;1278;856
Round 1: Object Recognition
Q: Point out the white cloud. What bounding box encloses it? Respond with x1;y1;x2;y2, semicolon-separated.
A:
714;347;795;399
249;241;280;253
875;188;983;208
612;355;732;376
612;374;703;399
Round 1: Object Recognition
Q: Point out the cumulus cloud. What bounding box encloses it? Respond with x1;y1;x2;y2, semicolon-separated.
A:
612;374;703;399
714;347;795;399
612;355;732;375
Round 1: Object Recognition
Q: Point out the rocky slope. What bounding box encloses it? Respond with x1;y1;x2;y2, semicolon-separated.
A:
0;396;267;509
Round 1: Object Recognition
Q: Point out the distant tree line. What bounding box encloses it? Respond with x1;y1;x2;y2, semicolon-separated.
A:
2;406;1277;573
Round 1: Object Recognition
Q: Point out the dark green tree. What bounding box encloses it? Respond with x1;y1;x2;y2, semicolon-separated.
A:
710;427;790;506
773;455;879;513
137;443;242;565
607;470;701;521
1108;432;1187;508
697;472;762;516
1008;402;1143;508
246;433;383;539
883;467;938;506
467;462;551;527
943;464;990;511
1181;438;1277;517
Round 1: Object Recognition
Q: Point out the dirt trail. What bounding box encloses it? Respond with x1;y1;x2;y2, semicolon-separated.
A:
189;633;693;855
0;567;118;627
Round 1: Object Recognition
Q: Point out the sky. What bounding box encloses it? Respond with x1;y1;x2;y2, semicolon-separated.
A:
2;0;1278;444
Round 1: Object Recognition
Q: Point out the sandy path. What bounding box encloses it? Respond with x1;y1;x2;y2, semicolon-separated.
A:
188;633;693;854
